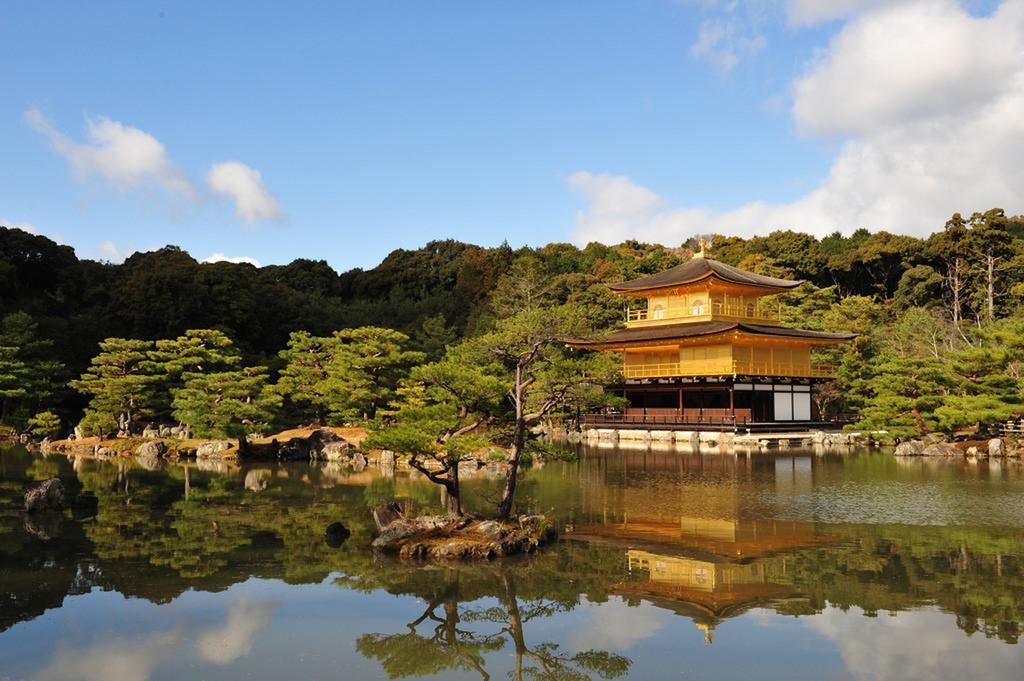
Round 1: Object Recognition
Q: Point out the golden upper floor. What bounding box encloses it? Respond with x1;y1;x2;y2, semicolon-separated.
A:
610;257;801;329
626;290;781;327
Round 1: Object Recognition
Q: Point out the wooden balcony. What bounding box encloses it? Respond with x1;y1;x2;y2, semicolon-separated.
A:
623;359;836;380
626;302;779;327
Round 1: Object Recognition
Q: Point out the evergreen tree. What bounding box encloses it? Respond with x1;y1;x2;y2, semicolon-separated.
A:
26;410;61;438
964;209;1020;322
172;365;280;438
0;312;63;427
366;358;505;515
150;329;241;420
414;314;457;361
937;319;1024;432
324;327;425;421
71;338;159;436
854;355;955;437
151;329;240;380
273;330;337;424
457;303;622;519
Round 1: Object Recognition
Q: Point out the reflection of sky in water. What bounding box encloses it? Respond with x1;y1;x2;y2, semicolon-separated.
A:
3;577;1022;681
3;446;1024;680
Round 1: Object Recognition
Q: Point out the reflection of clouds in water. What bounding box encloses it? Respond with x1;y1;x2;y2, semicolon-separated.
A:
743;607;774;627
195;598;279;664
33;598;278;681
569;597;669;652
36;628;182;681
806;606;1024;681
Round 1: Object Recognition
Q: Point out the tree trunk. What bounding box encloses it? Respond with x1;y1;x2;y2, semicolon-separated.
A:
950;258;963;328
986;255;995;322
497;417;525;520
497;364;526;520
444;465;462;515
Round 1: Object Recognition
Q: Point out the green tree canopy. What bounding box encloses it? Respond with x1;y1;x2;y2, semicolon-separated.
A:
71;338;159;436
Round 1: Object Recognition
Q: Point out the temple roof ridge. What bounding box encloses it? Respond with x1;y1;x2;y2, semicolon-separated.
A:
609;256;803;293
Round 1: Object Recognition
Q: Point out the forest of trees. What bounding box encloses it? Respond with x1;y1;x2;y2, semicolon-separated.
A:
4;207;1024;442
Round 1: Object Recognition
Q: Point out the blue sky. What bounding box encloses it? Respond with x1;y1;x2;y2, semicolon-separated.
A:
2;1;1020;270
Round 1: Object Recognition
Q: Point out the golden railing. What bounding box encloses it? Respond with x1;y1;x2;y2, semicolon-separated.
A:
623;360;836;379
626;302;779;324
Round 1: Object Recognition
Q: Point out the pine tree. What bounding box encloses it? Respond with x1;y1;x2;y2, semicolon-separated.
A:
151;329;240;380
71;338;159;436
27;410;62;438
273;331;337;424
936;319;1024;432
854;355;955;438
0;333;28;426
324;327;425;421
172;365;281;438
0;312;63;428
149;329;241;421
455;303;623;519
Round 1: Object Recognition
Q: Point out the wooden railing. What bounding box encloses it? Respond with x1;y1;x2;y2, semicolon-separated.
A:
626;302;779;325
581;410;751;427
623;359;836;379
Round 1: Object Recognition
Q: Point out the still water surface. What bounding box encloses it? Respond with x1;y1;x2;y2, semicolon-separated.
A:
2;444;1024;681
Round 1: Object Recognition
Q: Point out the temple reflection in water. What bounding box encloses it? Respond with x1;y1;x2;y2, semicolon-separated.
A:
563;449;840;642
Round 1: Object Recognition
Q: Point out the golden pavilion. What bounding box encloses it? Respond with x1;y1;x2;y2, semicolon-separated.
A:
569;252;854;429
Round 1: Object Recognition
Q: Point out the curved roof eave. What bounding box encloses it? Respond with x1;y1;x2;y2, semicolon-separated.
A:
608;257;803;293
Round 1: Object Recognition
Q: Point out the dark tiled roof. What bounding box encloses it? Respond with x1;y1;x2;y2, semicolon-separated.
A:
740;323;856;341
567;321;855;347
609;257;802;292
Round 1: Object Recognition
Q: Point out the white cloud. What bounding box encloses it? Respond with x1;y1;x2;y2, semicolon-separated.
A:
785;0;915;26
682;0;770;71
202;252;262;267
793;0;1023;136
97;240;135;263
805;606;1024;681
207;161;284;223
25;109;197;201
1;219;37;234
691;18;767;71
194;598;278;665
570;0;1024;244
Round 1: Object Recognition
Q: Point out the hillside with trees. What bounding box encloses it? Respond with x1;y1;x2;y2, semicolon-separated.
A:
4;207;1024;441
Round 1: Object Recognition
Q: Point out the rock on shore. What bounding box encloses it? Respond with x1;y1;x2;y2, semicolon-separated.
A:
893;436;1023;458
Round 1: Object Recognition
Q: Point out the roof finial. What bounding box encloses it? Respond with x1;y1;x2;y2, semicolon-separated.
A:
695;236;711;259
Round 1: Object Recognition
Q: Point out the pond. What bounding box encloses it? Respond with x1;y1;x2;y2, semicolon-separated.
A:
2;444;1024;681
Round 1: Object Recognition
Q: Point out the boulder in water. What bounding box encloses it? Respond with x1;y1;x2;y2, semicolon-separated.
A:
24;478;65;513
325;522;351;547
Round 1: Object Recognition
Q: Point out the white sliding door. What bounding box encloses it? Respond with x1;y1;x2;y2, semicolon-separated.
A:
773;392;793;420
793;392;811;421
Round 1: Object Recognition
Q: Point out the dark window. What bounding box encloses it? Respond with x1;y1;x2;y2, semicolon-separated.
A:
704;390;730;409
646;392;678;409
734;390;753;409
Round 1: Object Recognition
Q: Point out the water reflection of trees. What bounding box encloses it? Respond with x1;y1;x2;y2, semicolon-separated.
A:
355;567;631;681
1;447;1023;647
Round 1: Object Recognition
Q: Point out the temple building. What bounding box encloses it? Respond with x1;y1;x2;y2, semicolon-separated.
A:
569;252;855;429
